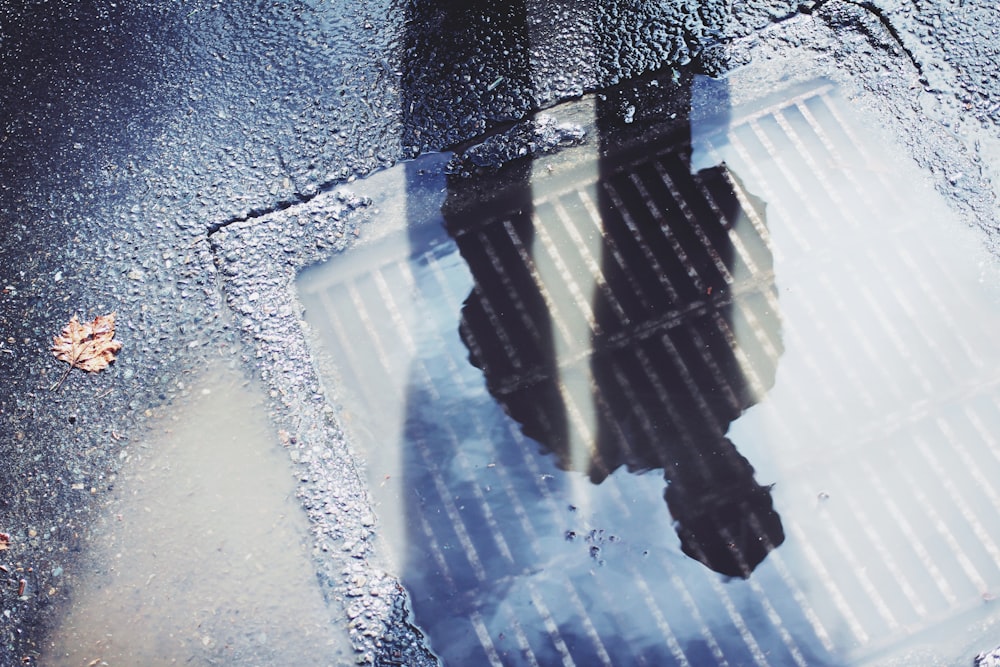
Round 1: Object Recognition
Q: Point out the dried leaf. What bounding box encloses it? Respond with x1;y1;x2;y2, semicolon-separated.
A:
0;533;9;551
52;313;123;374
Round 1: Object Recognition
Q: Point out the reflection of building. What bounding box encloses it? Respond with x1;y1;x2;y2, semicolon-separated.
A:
444;71;784;578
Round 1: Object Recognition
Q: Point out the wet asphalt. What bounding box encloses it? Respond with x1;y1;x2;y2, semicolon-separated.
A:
1;0;998;665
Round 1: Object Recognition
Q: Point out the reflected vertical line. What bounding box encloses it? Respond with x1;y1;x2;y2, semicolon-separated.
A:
769;109;862;230
553;377;607;477
702;138;782;260
500;216;577;347
761;550;836;653
814;272;909;402
364;83;972;659
664;565;731;666
936;417;1000;520
857;246;961;382
792;100;894;223
652;328;727;436
418;383;516;564
743;119;832;234
888;445;989;594
416;507;457;590
914;434;1000;577
477;227;546;353
648;161;734;283
859;460;959;605
371;268;418;355
557;580;615;667
599;179;683;301
702;575;770;667
626;171;708;291
743;576;811;667
502;600;543;667
826;468;929;618
844;266;935;394
551;196;630;324
418;252;603;558
895;245;986;371
471;611;506;667
316;289;383;407
535;174;608;487
394;258;536;566
530;207;600;334
785;519;870;644
375;236;498;582
527;580;578;667
812;505;900;631
627;566;691;667
576;187;656;311
346;282;396;378
689;172;771;277
705;309;768;401
705;135;811;256
814;92;909;209
413;432;489;581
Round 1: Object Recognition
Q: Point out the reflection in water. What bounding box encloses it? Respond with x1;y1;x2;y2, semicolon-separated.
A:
400;0;533;155
41;363;349;667
390;3;789;663
446;71;784;578
298;71;1000;666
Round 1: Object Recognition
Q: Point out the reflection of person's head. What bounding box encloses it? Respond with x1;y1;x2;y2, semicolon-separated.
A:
445;69;785;576
665;441;785;578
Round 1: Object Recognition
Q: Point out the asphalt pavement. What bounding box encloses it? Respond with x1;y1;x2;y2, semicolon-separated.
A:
1;0;998;665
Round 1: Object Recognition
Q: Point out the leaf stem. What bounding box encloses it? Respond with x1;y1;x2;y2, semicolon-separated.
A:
50;364;73;392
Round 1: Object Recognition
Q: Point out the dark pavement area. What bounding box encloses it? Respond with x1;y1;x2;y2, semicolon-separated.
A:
1;0;998;664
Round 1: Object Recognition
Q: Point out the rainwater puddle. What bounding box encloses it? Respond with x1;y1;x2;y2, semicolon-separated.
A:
42;362;350;667
298;75;1000;666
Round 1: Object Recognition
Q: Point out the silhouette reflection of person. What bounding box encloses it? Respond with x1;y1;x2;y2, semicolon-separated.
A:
443;69;784;578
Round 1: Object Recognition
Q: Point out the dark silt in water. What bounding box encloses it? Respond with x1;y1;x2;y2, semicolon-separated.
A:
298;75;1000;666
41;363;351;667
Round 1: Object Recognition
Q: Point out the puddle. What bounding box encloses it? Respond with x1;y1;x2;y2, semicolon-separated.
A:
298;73;1000;666
41;362;351;667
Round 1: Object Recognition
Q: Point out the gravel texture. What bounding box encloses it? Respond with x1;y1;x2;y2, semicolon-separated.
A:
1;0;998;664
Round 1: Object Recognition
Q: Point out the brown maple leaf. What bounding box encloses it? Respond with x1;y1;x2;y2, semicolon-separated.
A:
51;313;123;389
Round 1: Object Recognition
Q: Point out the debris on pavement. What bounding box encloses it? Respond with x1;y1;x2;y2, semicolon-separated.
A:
50;313;122;383
977;646;1000;667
